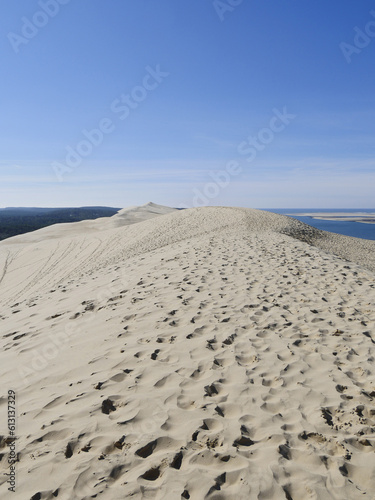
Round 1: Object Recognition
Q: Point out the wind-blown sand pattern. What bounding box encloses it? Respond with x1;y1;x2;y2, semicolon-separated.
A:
0;203;375;500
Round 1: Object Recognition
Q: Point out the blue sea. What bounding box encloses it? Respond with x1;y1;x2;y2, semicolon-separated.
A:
263;209;375;241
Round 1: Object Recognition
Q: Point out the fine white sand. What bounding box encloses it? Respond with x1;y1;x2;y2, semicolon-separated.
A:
0;203;375;500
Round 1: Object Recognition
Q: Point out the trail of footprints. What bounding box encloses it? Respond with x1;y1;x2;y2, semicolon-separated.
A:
2;233;375;499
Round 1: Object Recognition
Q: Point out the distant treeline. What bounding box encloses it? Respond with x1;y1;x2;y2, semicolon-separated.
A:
0;207;120;241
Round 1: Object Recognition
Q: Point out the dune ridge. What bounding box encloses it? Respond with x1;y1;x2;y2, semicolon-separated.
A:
0;205;375;499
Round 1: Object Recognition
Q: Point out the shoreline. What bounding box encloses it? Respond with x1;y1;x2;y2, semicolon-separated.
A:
286;211;375;224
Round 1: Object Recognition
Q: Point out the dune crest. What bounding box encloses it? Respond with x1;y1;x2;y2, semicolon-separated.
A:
0;205;375;499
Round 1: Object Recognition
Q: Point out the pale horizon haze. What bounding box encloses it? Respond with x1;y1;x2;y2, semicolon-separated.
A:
1;1;375;209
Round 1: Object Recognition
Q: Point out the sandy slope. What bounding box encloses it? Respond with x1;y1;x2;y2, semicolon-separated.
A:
0;204;375;500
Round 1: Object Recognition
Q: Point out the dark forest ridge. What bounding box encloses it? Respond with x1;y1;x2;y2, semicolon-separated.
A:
0;206;121;241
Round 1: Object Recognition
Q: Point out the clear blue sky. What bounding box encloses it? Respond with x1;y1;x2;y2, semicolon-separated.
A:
1;0;374;208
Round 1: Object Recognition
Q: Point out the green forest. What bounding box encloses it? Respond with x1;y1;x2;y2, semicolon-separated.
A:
0;207;120;241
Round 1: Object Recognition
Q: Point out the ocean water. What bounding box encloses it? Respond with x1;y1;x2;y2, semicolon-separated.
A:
263;209;375;241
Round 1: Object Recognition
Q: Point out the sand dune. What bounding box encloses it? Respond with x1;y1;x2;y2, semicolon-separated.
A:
0;205;375;499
